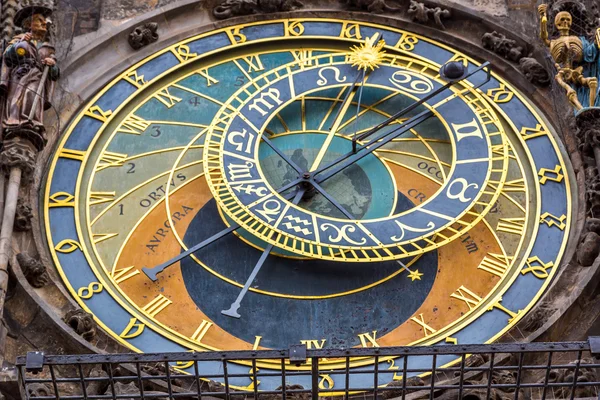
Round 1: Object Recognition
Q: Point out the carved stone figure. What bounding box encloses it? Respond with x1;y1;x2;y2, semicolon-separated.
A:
105;382;168;400
128;22;159;50
14;199;32;231
340;0;400;13
27;383;53;398
519;57;551;86
16;252;49;288
539;4;600;110
543;358;599;398
63;309;96;341
0;5;59;149
407;0;451;30
213;0;303;19
482;31;526;63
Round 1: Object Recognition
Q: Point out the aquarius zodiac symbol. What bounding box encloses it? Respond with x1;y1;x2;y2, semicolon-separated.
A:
282;215;312;235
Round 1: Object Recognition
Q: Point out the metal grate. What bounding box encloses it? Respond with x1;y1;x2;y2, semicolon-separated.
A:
16;339;600;400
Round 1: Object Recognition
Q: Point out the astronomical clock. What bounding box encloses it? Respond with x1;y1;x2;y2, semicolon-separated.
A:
27;4;581;393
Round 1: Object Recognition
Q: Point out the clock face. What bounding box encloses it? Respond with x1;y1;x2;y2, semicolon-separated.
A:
45;18;571;390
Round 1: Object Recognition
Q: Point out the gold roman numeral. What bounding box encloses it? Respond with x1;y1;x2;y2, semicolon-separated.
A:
357;331;380;347
96;152;128;171
197;68;219;86
477;253;511;277
112;266;140;284
301;339;326;349
242;55;264;72
291;50;314;67
142;294;172;317
450;286;482;310
89;191;116;205
153;88;182;108
191;320;213;343
92;233;118;244
410;314;437;337
496;217;526;235
58;148;86;161
117;115;150;135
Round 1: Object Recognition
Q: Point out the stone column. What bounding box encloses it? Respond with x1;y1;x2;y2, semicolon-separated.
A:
0;134;37;314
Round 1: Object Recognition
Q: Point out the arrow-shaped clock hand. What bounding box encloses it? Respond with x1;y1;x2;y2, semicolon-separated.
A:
221;187;307;319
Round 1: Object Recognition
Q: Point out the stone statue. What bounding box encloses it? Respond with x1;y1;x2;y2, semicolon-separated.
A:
0;5;59;148
539;4;599;111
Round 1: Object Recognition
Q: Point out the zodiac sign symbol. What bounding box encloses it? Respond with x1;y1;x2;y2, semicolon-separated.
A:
390;220;435;242
248;88;283;116
446;178;479;203
255;199;281;223
227;128;255;154
317;67;347;86
227;161;254;181
231;184;269;197
389;70;434;94
282;215;312;235
320;223;367;245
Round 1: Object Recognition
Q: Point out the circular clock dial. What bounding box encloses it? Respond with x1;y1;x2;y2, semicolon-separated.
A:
45;19;571;391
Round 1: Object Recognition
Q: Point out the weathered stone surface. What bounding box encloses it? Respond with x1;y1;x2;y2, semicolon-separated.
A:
482;31;525;62
543;358;600;399
128;22;159;50
213;0;304;19
63;309;97;341
340;0;401;13
407;0;451;29
519;57;550;87
14;199;33;232
577;231;600;266
16;253;49;288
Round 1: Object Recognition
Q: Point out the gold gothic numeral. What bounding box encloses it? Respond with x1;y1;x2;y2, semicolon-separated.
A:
538;165;564;184
340;22;362;39
93;233;118;244
77;282;103;299
58;148;86;161
142;294;172;317
243;55;265;72
112;266;140;284
477;253;511;277
120;317;145;339
488;298;519;323
497;217;526;235
117;115;151;135
450;286;482;310
84;105;113;122
197;68;219;86
445;337;458;344
301;339;326;349
318;375;334;390
153;88;182;108
410;314;437;337
357;331;380;348
226;27;247;44
55;239;82;253
540;212;567;230
48;192;75;207
96;152;128;171
520;124;547;140
89;191;116;205
395;34;419;51
173;44;197;62
123;70;146;88
486;85;514;103
521;256;554;279
285;20;304;36
191;320;213;343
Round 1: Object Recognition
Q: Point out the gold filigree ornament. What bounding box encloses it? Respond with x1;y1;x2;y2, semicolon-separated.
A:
348;32;386;71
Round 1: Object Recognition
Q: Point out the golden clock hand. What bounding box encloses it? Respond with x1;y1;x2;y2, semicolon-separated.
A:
221;187;307;319
308;70;364;172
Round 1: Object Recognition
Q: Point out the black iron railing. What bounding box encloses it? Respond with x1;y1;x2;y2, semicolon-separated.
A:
16;339;600;400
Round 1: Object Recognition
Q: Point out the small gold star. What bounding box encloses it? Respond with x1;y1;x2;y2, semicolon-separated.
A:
348;33;387;71
408;269;423;281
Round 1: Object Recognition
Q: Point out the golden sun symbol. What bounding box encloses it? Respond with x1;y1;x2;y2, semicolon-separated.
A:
348;33;387;71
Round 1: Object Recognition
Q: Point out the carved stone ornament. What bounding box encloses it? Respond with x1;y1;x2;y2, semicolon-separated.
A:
519;57;551;87
16;252;49;288
482;31;526;63
339;0;400;13
542;358;599;398
14;198;33;231
128;22;159;50
0;135;38;175
407;0;451;30
213;0;303;20
521;301;557;332
63;309;97;341
27;382;53;398
105;382;168;400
